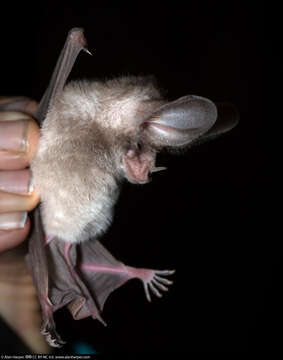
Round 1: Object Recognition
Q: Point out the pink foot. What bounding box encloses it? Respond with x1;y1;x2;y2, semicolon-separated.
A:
125;266;175;302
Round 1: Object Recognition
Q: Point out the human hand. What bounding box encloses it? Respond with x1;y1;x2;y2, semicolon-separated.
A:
0;97;40;252
0;97;51;353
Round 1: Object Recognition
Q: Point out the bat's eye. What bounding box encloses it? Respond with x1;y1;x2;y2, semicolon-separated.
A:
127;141;143;153
136;142;142;151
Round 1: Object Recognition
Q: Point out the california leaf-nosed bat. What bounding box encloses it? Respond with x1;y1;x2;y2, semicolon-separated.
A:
3;28;237;347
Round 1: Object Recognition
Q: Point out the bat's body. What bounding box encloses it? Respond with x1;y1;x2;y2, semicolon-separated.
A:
14;28;237;347
32;78;164;243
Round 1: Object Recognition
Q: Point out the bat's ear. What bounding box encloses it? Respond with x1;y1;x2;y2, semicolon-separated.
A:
142;95;217;148
122;95;217;184
195;103;239;144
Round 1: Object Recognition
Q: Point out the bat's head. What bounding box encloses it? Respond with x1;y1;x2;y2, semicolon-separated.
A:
54;76;218;185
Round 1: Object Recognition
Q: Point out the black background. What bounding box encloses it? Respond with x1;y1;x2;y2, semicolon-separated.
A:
1;1;276;355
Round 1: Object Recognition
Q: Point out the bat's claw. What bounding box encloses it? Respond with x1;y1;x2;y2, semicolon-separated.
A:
45;333;66;348
41;321;66;348
83;48;93;56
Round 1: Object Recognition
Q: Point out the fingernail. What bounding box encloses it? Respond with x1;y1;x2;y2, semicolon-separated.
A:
0;96;29;106
0;117;29;152
0;170;32;195
0;97;36;115
0;186;39;212
0;212;27;230
0;111;30;121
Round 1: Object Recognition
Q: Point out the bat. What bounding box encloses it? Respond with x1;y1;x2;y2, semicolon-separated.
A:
1;28;238;348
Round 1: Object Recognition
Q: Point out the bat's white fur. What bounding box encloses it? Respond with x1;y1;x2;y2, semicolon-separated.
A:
31;76;162;243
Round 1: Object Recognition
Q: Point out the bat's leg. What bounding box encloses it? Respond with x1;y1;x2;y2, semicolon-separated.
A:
26;262;65;348
40;236;66;347
81;259;175;303
63;242;79;282
40;295;66;348
123;266;175;303
26;206;66;348
79;241;175;313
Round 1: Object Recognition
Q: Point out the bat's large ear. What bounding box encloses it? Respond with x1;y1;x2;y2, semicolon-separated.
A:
122;95;217;184
142;95;217;148
195;103;239;144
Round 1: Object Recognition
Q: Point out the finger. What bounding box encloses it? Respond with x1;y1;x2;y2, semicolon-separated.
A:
0;112;39;170
0;216;30;252
0;170;40;213
0;212;28;231
154;275;173;285
0;189;40;213
0;97;37;117
148;282;162;298
152;278;168;292
143;283;151;302
0;169;33;195
155;270;175;276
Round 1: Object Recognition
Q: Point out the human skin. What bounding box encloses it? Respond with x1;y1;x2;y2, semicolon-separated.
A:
0;97;50;353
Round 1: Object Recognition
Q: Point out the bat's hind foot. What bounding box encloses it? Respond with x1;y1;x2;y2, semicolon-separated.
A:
41;299;66;348
41;322;66;348
125;266;175;302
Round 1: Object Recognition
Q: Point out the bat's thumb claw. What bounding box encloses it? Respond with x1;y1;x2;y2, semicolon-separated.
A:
83;48;93;56
151;166;167;173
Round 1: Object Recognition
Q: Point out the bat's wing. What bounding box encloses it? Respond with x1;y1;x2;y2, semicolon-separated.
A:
28;236;174;347
26;222;105;347
26;208;66;347
34;28;89;125
46;240;106;324
26;210;106;347
25;28;91;347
